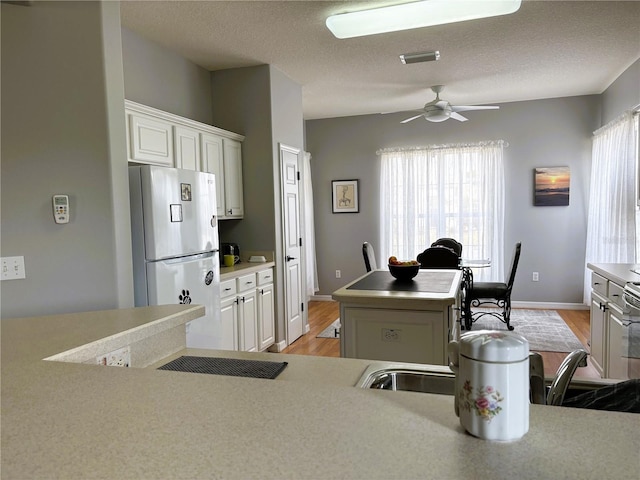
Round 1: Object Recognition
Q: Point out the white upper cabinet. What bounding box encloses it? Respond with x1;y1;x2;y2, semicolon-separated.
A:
222;138;244;218
127;113;174;166
201;133;225;217
174;125;200;171
125;100;245;219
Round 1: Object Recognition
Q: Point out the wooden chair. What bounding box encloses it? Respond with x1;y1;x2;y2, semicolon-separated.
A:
416;245;460;269
465;242;522;331
362;242;377;272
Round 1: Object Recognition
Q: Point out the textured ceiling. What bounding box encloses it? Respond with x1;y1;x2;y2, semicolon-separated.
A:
120;0;640;120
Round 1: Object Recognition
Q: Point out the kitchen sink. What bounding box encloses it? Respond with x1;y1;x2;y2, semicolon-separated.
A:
355;363;456;395
355;361;625;409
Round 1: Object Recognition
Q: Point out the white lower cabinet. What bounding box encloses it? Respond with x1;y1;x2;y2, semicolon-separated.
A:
237;273;258;352
257;268;275;351
220;268;275;352
219;279;238;351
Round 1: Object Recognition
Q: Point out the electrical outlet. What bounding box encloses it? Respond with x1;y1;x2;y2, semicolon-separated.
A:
97;346;131;367
1;256;26;281
532;272;539;282
382;328;401;342
335;269;341;278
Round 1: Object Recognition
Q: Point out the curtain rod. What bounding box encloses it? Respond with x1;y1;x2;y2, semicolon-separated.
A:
376;140;508;155
593;110;635;136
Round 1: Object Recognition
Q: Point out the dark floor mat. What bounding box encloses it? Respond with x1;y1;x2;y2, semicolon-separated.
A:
158;356;288;379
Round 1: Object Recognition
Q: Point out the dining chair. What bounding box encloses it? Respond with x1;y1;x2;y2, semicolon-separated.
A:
416;245;460;269
362;242;377;272
464;242;522;331
431;237;463;257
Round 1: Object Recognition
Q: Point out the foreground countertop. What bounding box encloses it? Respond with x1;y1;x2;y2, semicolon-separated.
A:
2;306;639;479
587;262;640;286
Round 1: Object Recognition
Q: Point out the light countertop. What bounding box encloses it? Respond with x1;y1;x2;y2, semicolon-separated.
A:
2;305;639;479
587;262;640;286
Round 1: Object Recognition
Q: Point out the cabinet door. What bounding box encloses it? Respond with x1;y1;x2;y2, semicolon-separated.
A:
239;289;258;352
258;283;275;351
608;309;628;380
128;113;174;166
201;133;225;217
174;125;200;171
220;295;239;351
223;138;244;218
590;292;607;377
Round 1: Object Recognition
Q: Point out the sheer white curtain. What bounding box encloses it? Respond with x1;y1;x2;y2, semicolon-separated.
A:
584;111;638;303
302;152;319;297
379;141;505;281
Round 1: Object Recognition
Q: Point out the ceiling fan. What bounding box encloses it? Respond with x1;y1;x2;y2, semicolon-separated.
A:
400;85;499;123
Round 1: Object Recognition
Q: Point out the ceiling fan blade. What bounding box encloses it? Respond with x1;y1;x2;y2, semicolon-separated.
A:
450;112;469;122
381;109;424;115
401;114;425;124
451;105;499;112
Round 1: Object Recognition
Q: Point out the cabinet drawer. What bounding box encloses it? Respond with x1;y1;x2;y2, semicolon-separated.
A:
220;279;237;298
237;273;256;292
591;273;608;297
257;268;274;286
608;281;625;310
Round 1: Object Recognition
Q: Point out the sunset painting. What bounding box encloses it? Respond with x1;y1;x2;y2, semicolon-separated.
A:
534;166;570;206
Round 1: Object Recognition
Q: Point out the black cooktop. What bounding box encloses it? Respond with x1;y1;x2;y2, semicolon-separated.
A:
347;270;456;293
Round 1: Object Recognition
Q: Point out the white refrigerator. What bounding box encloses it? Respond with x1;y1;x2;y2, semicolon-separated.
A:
129;165;223;349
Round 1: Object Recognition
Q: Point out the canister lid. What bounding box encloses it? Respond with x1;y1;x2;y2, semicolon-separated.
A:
459;330;529;362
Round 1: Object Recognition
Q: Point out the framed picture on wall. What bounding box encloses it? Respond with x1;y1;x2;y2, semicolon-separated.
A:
332;179;359;213
534;166;570;206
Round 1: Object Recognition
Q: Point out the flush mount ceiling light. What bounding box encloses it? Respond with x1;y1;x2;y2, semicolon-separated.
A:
400;51;440;64
326;0;522;39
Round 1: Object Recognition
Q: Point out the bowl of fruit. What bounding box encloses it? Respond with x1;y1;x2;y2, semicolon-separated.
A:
388;256;420;281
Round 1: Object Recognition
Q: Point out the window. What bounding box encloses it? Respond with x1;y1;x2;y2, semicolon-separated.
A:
378;141;506;281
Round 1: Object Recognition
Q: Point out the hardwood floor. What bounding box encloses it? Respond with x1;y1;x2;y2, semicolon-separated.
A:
281;301;601;379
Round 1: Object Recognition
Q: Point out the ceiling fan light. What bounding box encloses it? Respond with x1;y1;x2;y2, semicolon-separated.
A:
424;111;450;122
326;0;522;39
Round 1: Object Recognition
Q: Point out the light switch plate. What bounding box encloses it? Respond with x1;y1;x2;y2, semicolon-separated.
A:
1;256;26;280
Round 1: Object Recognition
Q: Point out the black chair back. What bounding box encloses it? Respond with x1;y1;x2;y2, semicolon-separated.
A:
417;246;460;269
506;242;522;290
431;237;463;257
362;242;377;272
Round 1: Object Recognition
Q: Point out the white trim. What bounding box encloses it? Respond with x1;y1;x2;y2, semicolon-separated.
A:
310;295;335;302
309;296;589;310
510;301;588;310
267;340;288;353
125;99;245;142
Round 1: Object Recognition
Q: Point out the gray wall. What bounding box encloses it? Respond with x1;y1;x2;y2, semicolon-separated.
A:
1;1;132;319
121;27;213;125
210;65;305;343
601;58;640;125
306;96;601;304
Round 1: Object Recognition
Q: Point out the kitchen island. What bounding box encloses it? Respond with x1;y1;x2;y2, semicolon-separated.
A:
332;269;463;365
1;305;639;479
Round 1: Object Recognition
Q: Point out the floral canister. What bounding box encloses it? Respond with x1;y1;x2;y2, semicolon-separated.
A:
453;330;530;441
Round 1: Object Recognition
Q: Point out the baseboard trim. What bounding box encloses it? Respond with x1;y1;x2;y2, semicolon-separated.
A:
310;295;588;310
268;340;288;353
512;301;589;310
310;295;335;302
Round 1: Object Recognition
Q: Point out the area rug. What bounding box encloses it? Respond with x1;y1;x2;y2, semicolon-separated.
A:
470;309;585;353
317;319;341;338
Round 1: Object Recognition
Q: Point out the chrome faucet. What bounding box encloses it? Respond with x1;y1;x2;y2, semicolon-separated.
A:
529;349;588;406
